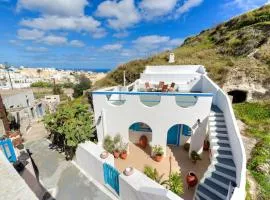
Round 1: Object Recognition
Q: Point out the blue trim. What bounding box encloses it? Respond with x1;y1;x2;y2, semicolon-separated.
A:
0;139;17;163
103;163;120;195
92;91;213;97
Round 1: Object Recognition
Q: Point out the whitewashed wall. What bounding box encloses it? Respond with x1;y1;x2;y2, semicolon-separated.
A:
76;141;183;200
93;94;212;156
76;141;114;185
119;169;182;200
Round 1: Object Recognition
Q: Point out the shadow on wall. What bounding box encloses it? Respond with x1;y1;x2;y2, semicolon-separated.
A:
227;90;247;104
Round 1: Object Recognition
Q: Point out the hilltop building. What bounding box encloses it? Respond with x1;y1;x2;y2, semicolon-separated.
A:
90;65;246;200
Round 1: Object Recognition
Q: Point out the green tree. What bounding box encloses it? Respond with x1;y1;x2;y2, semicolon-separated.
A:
43;98;96;159
53;84;63;95
73;75;92;98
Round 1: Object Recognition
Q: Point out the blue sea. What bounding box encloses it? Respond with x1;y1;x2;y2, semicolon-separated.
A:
54;67;110;73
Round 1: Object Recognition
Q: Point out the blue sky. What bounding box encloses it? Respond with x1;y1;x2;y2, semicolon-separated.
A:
0;0;269;69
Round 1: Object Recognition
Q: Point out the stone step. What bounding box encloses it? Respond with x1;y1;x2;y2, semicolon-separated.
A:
211;138;230;145
212;149;233;159
210;132;228;138
210;126;227;132
214;166;236;182
209;112;224;117
209;116;225;121
210;172;234;190
197;185;223;200
209;121;226;126
195;193;208;200
214;158;236;170
212;145;231;151
203;178;228;199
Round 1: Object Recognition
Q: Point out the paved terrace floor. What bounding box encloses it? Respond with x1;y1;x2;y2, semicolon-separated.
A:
115;143;210;200
23;139;115;200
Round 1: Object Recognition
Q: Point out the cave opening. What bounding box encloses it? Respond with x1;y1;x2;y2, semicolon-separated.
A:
228;90;248;103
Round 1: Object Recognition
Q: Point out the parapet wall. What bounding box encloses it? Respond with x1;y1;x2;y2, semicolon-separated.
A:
75;141;182;200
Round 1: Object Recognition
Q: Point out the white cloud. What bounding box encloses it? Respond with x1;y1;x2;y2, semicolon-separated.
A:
20;15;105;37
168;38;184;46
69;40;85;47
175;0;203;17
132;35;170;51
102;44;123;51
140;0;178;19
226;0;269;11
41;35;67;45
113;31;129;38
96;0;140;30
25;46;48;52
128;35;184;57
17;28;45;40
16;0;88;16
9;40;24;46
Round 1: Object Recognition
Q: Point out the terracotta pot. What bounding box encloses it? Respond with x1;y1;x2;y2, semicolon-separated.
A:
154;154;163;162
113;151;120;159
203;140;210;151
13;138;23;147
139;135;148;149
186;172;198;188
8;131;20;138
120;151;127;160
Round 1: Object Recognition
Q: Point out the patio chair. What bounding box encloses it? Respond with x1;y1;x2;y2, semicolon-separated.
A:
168;82;176;92
161;84;168;92
145;82;153;92
157;81;165;91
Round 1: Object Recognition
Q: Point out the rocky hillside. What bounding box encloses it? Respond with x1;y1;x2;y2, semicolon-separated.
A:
95;5;270;100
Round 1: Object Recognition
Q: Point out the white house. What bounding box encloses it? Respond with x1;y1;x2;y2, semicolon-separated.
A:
91;65;246;200
0;89;45;134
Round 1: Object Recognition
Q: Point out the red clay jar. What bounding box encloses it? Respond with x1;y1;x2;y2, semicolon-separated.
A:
139;135;148;149
186;172;198;188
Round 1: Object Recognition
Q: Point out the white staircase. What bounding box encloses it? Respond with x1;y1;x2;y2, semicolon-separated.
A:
194;106;236;200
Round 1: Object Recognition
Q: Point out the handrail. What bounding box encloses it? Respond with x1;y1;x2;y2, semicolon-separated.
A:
92;91;213;97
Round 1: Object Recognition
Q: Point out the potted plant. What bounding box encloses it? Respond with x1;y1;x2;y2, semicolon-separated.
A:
191;151;201;164
120;143;128;160
203;140;210;151
113;134;121;158
103;135;114;153
152;145;164;162
113;147;120;158
184;142;190;152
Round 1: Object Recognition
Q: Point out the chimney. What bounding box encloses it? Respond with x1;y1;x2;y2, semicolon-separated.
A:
169;53;175;63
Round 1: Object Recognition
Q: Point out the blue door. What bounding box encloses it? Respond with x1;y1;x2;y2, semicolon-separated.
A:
0;138;17;163
103;163;120;195
167;125;181;146
182;125;192;136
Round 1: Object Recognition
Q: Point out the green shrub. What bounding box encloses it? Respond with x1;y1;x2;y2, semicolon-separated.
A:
152;145;164;156
143;165;165;184
31;81;53;88
168;172;184;195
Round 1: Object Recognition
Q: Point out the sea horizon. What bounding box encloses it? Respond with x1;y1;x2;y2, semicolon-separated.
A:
18;66;111;73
